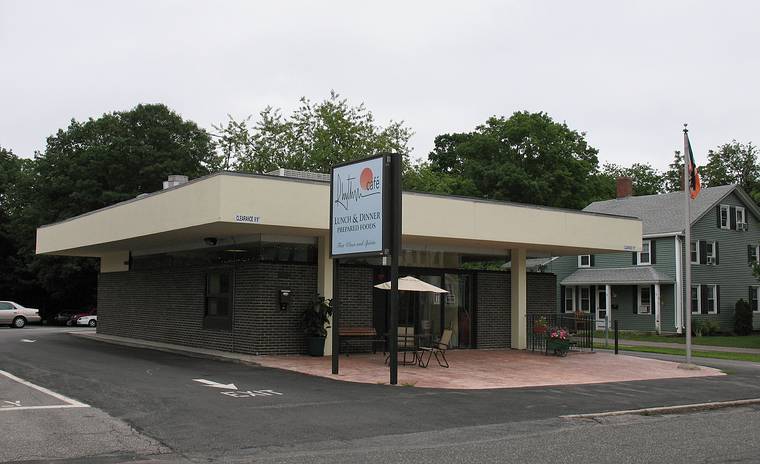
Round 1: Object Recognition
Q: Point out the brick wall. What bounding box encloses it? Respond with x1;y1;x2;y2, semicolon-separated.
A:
476;272;556;349
98;262;317;355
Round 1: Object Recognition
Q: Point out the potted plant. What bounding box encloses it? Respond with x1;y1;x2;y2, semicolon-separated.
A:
546;326;570;356
303;295;333;356
532;316;548;334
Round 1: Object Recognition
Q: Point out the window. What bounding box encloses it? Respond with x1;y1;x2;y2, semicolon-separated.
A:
751;245;760;264
720;205;730;229
579;287;591;312
204;271;233;331
736;206;746;230
638;286;651;314
0;302;13;310
578;255;591;268
751;287;760;313
706;285;718;314
597;287;607;310
638;240;651;265
691;241;699;264
705;241;717;265
564;287;575;312
691;285;701;314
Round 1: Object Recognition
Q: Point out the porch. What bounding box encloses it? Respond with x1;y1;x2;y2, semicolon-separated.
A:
255;349;722;389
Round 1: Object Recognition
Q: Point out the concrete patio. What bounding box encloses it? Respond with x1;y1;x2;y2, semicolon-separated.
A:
255;350;724;389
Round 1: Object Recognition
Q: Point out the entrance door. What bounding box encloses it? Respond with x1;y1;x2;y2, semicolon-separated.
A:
596;287;608;330
443;273;472;348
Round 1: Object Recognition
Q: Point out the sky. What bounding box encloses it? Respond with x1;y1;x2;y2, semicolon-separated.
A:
1;0;758;171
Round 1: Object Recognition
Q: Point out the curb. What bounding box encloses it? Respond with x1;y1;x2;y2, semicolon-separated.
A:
69;332;262;367
561;398;760;419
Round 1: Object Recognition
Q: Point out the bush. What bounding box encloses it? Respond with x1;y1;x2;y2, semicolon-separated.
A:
703;319;721;336
735;299;753;336
691;318;704;337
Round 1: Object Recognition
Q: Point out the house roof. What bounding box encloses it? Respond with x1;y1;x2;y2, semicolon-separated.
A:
583;185;758;236
560;266;674;285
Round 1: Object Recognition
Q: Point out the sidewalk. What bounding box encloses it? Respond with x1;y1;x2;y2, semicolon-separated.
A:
615;339;760;354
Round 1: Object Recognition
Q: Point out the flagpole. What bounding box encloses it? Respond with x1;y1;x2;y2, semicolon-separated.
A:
683;124;693;366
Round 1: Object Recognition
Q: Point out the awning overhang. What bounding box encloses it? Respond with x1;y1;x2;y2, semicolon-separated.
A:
560;267;675;286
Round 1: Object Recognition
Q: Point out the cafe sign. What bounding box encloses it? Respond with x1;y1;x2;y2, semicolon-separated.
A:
330;155;389;257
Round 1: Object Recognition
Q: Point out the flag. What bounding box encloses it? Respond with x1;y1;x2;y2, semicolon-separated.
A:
685;131;701;199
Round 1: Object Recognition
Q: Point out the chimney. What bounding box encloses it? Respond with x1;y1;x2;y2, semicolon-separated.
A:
616;176;633;199
163;175;189;190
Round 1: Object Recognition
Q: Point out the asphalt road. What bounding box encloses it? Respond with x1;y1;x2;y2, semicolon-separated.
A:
2;326;760;463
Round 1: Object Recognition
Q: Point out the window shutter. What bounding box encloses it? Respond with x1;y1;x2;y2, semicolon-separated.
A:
717;205;722;228
650;285;655;316
730;206;737;230
699;240;707;265
560;286;566;313
701;285;709;314
590;285;596;312
650;240;657;264
749;245;754;265
632;252;637;265
714;242;719;265
716;286;721;313
590;255;595;266
632;286;638;314
750;287;755;311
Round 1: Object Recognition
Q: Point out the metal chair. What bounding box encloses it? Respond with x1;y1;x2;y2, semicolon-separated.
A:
418;329;452;368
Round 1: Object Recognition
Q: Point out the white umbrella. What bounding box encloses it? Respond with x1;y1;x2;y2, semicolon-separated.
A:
374;276;448;293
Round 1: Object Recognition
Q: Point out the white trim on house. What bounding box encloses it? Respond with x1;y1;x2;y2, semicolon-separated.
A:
705;241;717;265
720;205;730;229
706;284;718;314
637;285;652;315
751;286;760;313
691;284;702;314
579;286;591;312
637;240;652;265
691;240;700;264
578;255;591;268
736;206;747;230
564;287;576;312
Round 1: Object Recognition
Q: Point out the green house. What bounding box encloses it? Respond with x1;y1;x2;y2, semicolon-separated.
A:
546;183;760;333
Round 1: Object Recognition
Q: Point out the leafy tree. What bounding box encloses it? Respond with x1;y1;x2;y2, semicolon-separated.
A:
214;91;413;173
599;162;664;196
663;151;685;193
36;103;216;222
734;299;753;336
700;141;759;200
423;112;601;209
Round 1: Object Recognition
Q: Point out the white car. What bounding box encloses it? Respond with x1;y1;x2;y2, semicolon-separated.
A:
76;314;97;327
0;301;42;328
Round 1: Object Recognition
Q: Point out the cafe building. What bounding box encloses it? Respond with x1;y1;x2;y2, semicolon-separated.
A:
35;170;641;355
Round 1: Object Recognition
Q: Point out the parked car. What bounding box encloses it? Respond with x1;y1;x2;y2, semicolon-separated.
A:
52;310;80;326
67;308;97;326
0;301;42;328
75;313;97;327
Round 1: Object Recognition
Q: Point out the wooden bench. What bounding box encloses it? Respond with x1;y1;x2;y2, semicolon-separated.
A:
338;327;385;355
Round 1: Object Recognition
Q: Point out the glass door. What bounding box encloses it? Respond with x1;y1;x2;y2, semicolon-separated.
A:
596;286;607;330
443;273;472;348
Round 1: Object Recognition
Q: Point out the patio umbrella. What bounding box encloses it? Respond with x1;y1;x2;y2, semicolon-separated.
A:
374;276;448;293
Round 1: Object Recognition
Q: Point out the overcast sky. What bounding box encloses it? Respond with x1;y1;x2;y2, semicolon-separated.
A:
1;1;758;170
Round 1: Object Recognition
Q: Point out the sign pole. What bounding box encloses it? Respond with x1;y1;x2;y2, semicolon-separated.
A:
331;258;340;374
389;154;401;385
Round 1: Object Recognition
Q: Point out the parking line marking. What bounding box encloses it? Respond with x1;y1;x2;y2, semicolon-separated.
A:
0;370;89;410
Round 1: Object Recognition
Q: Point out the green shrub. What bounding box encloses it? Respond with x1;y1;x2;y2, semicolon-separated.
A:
703;319;721;336
691;318;704;337
734;299;753;336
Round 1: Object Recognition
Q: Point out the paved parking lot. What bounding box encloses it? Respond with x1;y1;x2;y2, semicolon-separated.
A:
2;326;760;463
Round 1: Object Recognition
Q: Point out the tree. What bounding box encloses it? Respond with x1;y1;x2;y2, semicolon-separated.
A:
14;104;217;314
599;162;664;197
700;141;759;200
214;91;413;173
663;151;685;193
35;103;216;222
422;111;601;209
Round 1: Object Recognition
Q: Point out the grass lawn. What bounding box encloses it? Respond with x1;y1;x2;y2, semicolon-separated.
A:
594;331;760;349
594;343;760;363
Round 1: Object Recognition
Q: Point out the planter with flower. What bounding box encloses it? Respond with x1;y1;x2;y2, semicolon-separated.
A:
303;295;333;357
532;316;548;334
546;327;570;356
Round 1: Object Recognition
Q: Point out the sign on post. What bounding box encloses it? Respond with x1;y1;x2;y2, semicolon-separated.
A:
330;154;389;258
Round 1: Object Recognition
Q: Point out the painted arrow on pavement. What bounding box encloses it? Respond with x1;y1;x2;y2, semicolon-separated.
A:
20;339;36;343
192;378;238;390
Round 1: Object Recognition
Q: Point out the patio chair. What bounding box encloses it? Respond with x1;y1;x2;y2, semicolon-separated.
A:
385;326;420;366
418;329;452;368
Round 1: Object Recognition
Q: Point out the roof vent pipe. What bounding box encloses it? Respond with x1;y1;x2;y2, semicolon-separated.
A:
163;175;189;190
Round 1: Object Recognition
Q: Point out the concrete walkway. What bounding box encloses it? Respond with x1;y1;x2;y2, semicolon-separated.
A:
617;339;760;354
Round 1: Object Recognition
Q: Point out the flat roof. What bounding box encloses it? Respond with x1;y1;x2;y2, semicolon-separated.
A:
36;171;643;258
